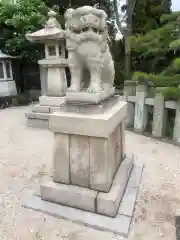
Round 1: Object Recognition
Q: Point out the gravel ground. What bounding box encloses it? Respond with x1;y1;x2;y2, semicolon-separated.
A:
0;106;180;240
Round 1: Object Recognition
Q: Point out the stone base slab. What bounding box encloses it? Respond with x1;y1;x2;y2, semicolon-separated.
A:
25;103;63;129
40;157;133;217
41;178;98;212
39;96;66;107
66;88;115;105
26;118;49;129
23;163;144;238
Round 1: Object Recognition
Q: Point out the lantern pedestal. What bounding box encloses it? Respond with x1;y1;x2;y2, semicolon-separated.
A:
25;10;67;129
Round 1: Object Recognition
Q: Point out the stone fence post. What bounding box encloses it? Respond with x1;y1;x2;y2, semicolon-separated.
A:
134;83;148;132
152;93;167;138
173;100;180;144
123;81;136;128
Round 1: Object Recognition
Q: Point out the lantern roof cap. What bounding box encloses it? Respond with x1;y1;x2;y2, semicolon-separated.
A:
26;10;64;43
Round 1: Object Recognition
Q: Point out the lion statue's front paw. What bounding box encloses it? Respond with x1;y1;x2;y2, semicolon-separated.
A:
87;83;103;93
67;84;80;92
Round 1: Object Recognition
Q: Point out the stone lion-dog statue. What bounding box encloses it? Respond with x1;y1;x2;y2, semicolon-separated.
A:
64;6;115;94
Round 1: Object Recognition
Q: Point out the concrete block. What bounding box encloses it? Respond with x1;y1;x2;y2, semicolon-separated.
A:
125;102;135;128
50;107;61;113
39;96;66;107
118;164;144;217
40;178;97;212
27;118;48;129
70;135;90;187
46;67;67;97
152;93;167;138
25;112;49;120
66;87;115;104
173;101;180;144
121;121;126;160
115;125;122;167
32;104;50;113
52;133;70;184
134;84;148;133
96;157;133;217
23;195;131;237
165;100;177;109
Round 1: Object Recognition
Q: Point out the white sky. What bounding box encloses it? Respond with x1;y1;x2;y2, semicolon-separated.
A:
172;0;180;11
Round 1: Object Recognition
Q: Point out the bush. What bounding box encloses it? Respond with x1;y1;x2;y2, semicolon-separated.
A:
156;87;180;101
132;71;180;87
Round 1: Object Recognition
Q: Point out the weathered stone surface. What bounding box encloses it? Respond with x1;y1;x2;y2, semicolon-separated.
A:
125;102;135;128
39;96;66;107
46;67;67;97
173;100;180;144
134;84;148;133
32;104;50;113
66;88;115;105
70;135;90;187
24;195;131;237
114;125;122;167
40;177;97;212
25;112;49;120
152;93;167;138
121;121;126;160
26;118;48;129
50;107;61;113
96;157;133;217
39;65;48;96
52;133;70;184
118;164;144;217
49;97;127;138
90;137;113;192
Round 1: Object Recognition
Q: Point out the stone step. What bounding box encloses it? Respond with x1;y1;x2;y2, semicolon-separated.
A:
25;111;49;120
39;156;134;217
96;157;134;217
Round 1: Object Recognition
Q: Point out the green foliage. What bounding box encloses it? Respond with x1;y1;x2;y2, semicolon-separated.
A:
132;71;180;87
0;0;48;61
132;0;172;35
131;10;180;74
161;57;180;75
160;11;180;23
156;87;180;100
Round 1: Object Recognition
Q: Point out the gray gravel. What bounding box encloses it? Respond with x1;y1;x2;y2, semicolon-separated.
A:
0;106;180;240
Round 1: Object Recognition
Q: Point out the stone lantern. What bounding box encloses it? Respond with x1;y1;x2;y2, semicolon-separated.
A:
25;10;67;128
0;50;17;97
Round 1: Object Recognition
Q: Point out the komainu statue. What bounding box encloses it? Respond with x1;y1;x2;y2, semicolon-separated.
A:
64;6;115;93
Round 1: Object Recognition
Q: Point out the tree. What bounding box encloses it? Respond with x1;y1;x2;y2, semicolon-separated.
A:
132;11;180;100
113;0;137;80
0;0;48;61
131;11;180;74
132;0;172;35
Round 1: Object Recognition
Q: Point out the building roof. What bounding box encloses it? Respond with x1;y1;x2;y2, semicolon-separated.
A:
0;50;12;59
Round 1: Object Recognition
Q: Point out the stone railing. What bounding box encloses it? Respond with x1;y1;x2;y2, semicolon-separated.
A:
119;81;180;145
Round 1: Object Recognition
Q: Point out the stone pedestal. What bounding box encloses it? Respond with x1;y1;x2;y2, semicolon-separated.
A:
25;96;66;129
38;96;135;217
